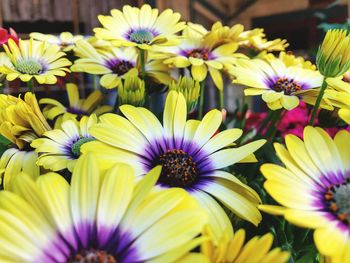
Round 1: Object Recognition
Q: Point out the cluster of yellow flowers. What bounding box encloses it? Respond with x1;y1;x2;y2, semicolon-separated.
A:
0;4;349;263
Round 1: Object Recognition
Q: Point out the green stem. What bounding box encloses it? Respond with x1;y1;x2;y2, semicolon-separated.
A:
309;78;328;125
198;81;205;119
219;89;224;110
92;75;98;90
139;49;146;80
265;109;283;138
27;79;34;93
270;109;286;141
256;110;274;137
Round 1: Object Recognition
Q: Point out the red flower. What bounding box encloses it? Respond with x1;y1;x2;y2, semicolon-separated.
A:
0;27;19;46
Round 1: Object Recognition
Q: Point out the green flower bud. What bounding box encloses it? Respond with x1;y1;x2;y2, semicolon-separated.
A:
317;29;350;78
118;76;145;107
168;76;200;113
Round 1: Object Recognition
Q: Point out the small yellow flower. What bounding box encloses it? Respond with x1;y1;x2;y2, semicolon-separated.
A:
317;29;350;78
264;51;316;70
168;76;200;113
30;32;84;52
0;39;71;84
118;76;145;107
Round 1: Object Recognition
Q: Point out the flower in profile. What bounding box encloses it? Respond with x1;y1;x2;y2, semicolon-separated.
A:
0;39;71;84
264;51;316;70
168;76;200;113
83;91;265;232
0;27;18;46
201;227;289;263
0;92;51;188
317;29;350;78
31;115;97;172
0;153;208;262
71;40;171;88
30;31;84;51
94;4;185;50
40;83;112;128
231;56;325;110
163;29;241;90
260;126;350;261
118;76;145;107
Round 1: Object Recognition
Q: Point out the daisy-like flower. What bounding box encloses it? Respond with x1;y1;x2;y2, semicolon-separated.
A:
264;51;316;70
0;92;51;188
163;31;242;90
30;31;85;52
201;227;289;263
231;56;325;110
94;4;185;50
260;126;350;261
40;83;112;128
71;40;171;88
83;91;265;231
31;115;97;172
0;153;208;262
0;39;71;84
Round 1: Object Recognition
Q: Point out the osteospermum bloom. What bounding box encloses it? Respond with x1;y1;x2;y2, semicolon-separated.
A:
83;91;265;230
0;92;51;187
94;4;185;50
260;127;350;261
71;40;171;88
30;31;84;51
201;228;289;263
163;32;242;90
40;83;111;128
0;39;71;84
232;57;325;110
31;115;97;172
0;153;208;262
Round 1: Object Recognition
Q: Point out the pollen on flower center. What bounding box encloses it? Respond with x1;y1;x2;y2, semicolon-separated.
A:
324;179;350;225
271;77;302;95
68;249;117;263
187;48;209;60
129;29;154;44
15;59;43;75
71;137;95;157
111;60;134;75
158;149;197;187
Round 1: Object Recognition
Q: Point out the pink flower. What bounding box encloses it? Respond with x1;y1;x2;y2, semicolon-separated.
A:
0;27;19;46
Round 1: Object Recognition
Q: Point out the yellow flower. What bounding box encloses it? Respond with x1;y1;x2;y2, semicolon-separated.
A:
94;4;185;50
260;126;350;261
264;51;316;70
0;154;208;262
0;52;12;82
317;29;350;78
168;76;200;113
83;91;265;237
324;77;350;111
118;76;145;107
201;227;289;263
0;92;51;188
29;31;84;52
31;115;97;172
71;40;171;89
339;108;350;124
40;83;112;128
0;39;71;84
163;29;242;90
231;56;326;110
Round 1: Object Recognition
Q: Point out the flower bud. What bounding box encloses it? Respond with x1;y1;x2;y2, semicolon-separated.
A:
118;76;145;107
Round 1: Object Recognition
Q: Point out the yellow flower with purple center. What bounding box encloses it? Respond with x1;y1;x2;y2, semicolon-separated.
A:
0;39;71;84
30;32;85;52
260;127;350;261
83;91;265;232
31;115;97;172
231;57;326;110
94;4;185;50
0;153;208;262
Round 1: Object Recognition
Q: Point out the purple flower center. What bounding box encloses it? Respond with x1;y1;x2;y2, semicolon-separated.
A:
106;59;134;76
68;249;117;263
158;149;197;187
186;48;210;60
271;77;302;95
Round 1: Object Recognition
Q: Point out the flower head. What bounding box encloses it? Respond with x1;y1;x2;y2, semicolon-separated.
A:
30;31;85;51
232;56;325;110
317;30;350;78
168;76;200;113
31;115;97;172
0;39;71;84
0;153;207;262
83;91;265;235
94;4;185;50
260;127;350;261
40;83;112;128
118;76;145;107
